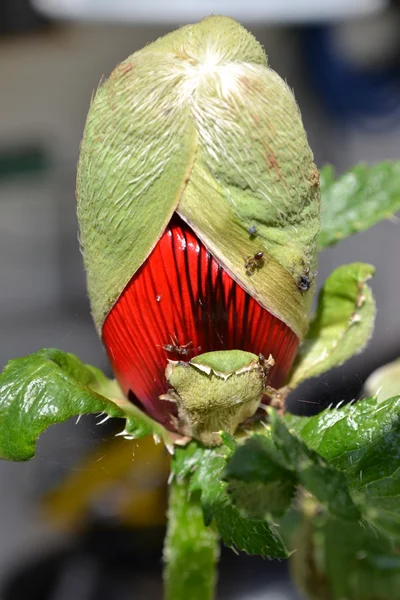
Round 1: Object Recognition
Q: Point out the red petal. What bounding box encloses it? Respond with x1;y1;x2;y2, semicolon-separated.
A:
102;214;299;430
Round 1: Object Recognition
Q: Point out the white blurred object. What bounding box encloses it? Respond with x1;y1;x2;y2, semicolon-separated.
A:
364;359;400;402
334;8;400;68
33;0;387;24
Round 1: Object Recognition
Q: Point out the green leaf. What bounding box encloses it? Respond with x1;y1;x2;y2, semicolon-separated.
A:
224;435;296;518
227;412;359;522
324;517;400;600
193;453;289;558
287;263;375;389
170;440;206;479
292;511;400;600
285;396;400;537
163;478;219;600
319;162;400;249
284;396;400;473
0;348;169;461
172;444;289;558
226;478;295;520
270;411;360;521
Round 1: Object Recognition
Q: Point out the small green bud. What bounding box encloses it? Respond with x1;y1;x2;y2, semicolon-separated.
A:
161;350;274;445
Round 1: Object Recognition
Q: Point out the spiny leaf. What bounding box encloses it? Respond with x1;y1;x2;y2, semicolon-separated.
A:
285;395;400;538
284;396;400;472
192;452;289;558
269;411;360;521
319;162;400;249
0;348;169;461
224;435;296;518
171;441;206;479
172;444;289;558
287;262;375;389
226;412;359;522
226;478;295;520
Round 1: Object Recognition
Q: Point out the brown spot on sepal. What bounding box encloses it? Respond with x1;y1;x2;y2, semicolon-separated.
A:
266;153;281;181
109;60;134;82
310;166;320;188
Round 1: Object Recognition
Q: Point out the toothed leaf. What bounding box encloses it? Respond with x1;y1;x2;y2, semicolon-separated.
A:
172;443;289;558
285;395;400;538
226;412;359;522
319;162;400;248
0;348;168;461
224;434;296;518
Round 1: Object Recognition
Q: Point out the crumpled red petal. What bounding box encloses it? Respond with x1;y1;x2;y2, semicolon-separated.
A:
102;214;299;430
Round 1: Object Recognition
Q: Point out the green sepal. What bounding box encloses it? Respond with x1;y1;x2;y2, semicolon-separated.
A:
172;442;289;558
286;262;375;390
0;348;170;461
164;478;219;600
319;162;400;249
78;16;320;337
77;49;197;332
177;60;319;339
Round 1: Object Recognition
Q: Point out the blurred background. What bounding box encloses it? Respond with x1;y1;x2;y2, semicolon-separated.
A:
0;0;400;598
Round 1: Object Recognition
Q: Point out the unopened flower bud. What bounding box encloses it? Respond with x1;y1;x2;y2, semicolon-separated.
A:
77;16;320;437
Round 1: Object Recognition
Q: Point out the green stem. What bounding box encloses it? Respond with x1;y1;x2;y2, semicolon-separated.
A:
163;477;220;600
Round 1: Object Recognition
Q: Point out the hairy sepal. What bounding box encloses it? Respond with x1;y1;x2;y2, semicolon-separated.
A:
77;16;320;338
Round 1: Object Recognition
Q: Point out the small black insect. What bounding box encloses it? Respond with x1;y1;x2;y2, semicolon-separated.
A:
161;334;202;357
294;258;317;293
161;334;194;357
248;225;257;236
297;275;311;292
245;251;264;275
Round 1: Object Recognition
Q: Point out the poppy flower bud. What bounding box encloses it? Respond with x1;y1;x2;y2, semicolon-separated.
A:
77;16;320;437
